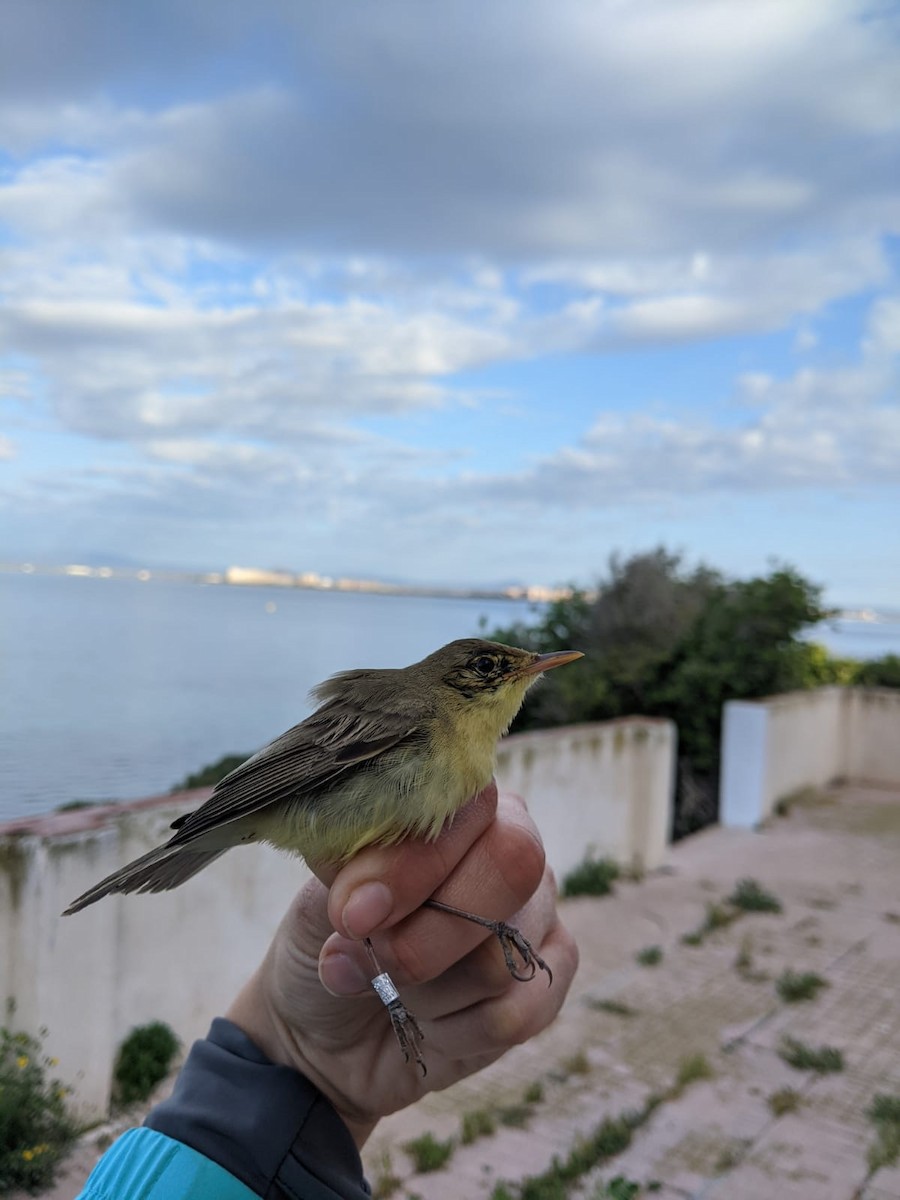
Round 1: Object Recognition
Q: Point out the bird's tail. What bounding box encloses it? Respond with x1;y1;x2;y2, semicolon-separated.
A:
63;844;226;915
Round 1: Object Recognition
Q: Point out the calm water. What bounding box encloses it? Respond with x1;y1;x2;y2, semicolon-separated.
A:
1;573;897;823
0;574;528;822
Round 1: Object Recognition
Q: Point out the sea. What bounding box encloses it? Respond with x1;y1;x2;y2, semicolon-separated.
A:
1;571;898;824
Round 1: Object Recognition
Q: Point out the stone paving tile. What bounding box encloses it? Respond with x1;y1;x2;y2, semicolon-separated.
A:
703;1110;873;1200
866;1163;900;1199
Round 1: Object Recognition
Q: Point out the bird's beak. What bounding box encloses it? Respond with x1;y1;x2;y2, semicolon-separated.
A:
519;649;584;677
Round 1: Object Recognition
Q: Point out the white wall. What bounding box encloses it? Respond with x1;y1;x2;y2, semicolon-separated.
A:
0;717;675;1120
495;718;675;879
720;686;900;827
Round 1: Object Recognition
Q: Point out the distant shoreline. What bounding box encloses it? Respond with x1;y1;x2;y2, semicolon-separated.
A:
0;561;570;605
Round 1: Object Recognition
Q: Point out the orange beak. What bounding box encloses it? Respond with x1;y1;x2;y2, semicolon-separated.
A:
518;649;584;677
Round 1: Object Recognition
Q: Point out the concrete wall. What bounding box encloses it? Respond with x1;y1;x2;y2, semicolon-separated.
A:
0;717;675;1120
495;718;675;879
720;686;900;827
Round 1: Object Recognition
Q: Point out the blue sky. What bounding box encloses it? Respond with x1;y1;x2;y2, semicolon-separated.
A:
1;1;899;604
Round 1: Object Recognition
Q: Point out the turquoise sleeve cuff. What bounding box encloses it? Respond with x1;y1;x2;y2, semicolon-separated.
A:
75;1126;257;1200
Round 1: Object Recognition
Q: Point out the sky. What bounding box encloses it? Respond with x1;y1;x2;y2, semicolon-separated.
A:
1;1;899;605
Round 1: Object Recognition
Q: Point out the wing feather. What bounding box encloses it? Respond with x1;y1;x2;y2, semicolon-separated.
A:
167;676;429;847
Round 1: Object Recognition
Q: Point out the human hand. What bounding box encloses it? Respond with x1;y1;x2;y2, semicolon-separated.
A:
226;782;578;1148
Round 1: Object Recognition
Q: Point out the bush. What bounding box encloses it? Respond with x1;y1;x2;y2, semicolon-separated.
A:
171;753;249;791
561;856;620;898
113;1021;180;1106
0;1021;76;1194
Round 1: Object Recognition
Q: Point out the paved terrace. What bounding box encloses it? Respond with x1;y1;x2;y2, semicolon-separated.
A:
33;783;900;1199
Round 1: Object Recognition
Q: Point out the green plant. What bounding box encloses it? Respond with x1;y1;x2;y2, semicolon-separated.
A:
728;878;783;913
587;997;638;1017
0;1020;76;1194
403;1132;454;1173
371;1150;402;1199
498;1103;532;1128
636;945;663;967
775;969;828;1003
560;1050;590;1076
767;1087;802;1116
113;1021;180;1106
171;752;250;791
561;856;620;898
600;1177;641;1199
460;1107;496;1144
778;1036;844;1073
673;1053;714;1093
867;1093;900;1172
523;1081;545;1105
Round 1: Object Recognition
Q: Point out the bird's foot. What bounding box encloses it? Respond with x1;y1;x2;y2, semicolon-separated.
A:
423;898;553;986
365;939;427;1074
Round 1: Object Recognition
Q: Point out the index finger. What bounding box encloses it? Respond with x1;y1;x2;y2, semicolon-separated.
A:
321;780;499;939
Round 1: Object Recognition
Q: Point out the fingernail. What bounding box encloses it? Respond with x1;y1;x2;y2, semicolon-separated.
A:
320;952;370;996
342;881;393;938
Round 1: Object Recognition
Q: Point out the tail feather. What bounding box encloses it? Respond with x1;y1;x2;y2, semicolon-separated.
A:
63;845;226;915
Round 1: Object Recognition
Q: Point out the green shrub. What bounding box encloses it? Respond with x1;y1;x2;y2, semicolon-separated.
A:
775;970;828;1003
561;856;620;898
113;1021;180;1106
867;1093;900;1172
171;753;249;791
460;1107;496;1144
636;945;663;967
0;1021;76;1194
403;1132;454;1173
728;878;783;913
778;1036;844;1073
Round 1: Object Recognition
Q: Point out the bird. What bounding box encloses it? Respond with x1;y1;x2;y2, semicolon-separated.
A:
65;638;583;1067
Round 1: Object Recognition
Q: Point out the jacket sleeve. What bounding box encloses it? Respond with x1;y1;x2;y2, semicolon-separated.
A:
76;1018;371;1200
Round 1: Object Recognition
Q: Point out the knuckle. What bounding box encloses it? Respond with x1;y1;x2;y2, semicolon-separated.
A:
499;823;546;901
388;933;435;987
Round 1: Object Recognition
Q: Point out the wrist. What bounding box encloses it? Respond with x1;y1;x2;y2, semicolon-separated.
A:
226;968;378;1150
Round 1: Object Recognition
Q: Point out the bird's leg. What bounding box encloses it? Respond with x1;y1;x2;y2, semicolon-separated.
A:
423;899;553;985
364;937;427;1075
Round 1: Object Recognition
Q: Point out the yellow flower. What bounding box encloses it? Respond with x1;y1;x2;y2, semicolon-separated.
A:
16;1055;28;1069
48;1056;59;1067
22;1149;34;1162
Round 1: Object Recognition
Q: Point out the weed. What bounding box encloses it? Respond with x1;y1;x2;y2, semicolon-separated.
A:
113;1021;180;1106
599;1177;641;1199
0;1020;77;1194
729;878;783;913
461;1107;497;1144
587;997;638;1017
498;1103;532;1128
681;930;704;946
636;945;663;967
673;1053;714;1093
561;856;620;898
523;1081;545;1105
867;1093;900;1172
778;1036;844;1073
493;1114;633;1199
371;1151;402;1199
561;1050;590;1076
767;1087;803;1116
403;1132;455;1173
775;969;828;1003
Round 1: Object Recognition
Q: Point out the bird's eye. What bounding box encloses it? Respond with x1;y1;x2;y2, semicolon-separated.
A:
472;655;495;677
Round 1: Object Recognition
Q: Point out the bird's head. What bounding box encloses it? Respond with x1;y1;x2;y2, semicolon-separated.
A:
418;638;583;735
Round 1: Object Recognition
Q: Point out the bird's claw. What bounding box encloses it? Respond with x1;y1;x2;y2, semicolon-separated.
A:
493;921;553;985
387;998;427;1076
370;967;427;1074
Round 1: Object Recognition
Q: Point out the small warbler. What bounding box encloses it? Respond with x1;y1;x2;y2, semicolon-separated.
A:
65;638;583;1067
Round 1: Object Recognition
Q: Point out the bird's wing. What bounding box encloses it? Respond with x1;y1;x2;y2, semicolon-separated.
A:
167;693;426;847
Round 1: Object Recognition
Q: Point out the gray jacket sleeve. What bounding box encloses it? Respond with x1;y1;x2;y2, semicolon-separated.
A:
145;1018;371;1199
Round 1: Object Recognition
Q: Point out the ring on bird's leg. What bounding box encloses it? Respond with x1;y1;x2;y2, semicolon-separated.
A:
365;937;427;1075
423;899;553;986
